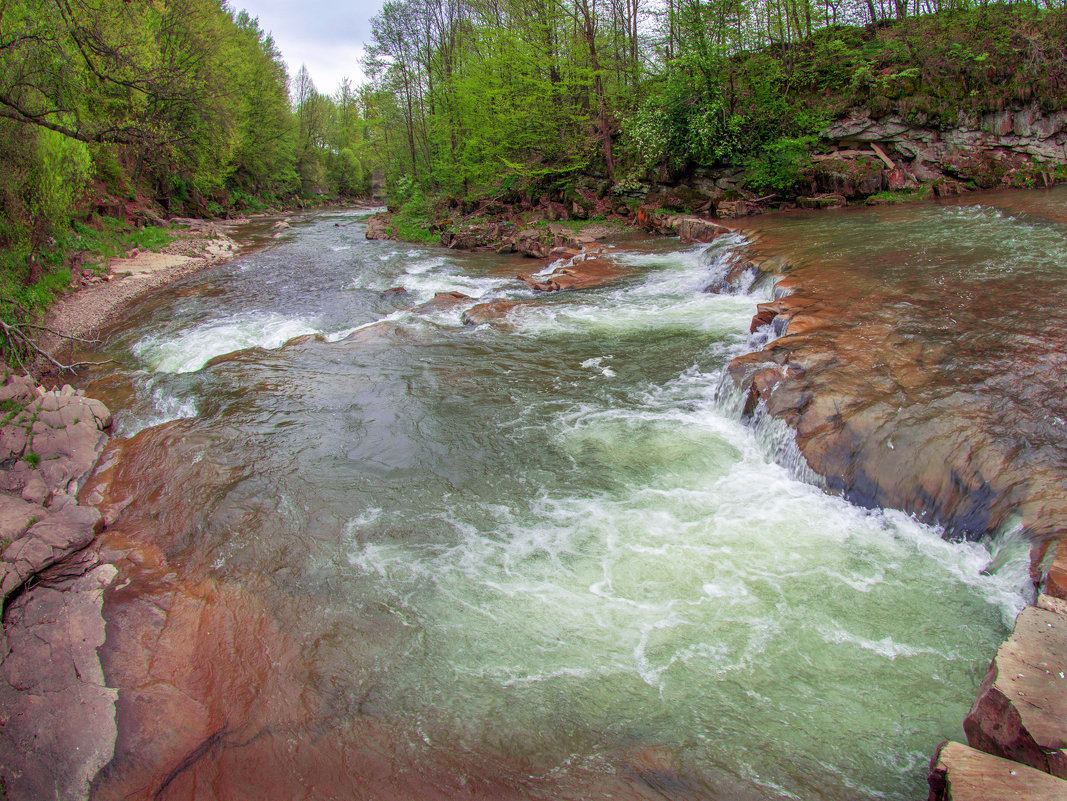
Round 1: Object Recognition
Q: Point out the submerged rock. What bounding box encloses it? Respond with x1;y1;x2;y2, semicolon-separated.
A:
413;291;473;313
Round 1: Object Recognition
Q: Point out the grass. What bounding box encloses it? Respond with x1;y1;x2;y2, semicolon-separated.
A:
865;187;935;205
65;217;174;270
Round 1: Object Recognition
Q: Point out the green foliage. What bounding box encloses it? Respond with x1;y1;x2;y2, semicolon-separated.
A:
866;187;934;204
29;131;92;251
625;80;744;173
387;176;438;245
742;137;818;195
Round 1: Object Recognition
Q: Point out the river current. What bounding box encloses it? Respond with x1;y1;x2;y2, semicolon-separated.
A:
76;197;1048;800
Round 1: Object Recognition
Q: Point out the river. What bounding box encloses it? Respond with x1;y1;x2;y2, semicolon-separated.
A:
73;194;1052;800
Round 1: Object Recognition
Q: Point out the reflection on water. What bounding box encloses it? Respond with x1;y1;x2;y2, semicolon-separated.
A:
75;198;1053;800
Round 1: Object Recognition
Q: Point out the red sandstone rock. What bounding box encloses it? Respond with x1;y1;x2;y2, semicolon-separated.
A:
1046;539;1067;600
673;216;731;243
365;213;393;240
963;598;1067;777
927;741;1067;801
0;564;118;801
413;291;473;313
461;299;527;329
518;257;629;292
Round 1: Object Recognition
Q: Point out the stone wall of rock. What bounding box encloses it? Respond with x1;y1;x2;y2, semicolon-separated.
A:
635;103;1067;218
0;374;117;801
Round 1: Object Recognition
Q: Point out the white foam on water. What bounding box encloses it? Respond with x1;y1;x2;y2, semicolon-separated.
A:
503;239;770;339
817;625;949;660
113;376;199;437
133;314;318;373
338;316;1032;801
403;255;449;275
400;268;511;303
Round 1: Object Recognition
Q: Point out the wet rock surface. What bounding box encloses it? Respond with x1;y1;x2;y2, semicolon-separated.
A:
725;192;1067;800
728;196;1067;541
461;299;528;329
927;741;1067;801
518;253;631;292
962;595;1067;777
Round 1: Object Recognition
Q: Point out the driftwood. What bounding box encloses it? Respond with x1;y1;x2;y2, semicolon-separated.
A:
0;300;111;382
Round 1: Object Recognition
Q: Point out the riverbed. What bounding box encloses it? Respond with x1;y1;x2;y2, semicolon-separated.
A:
71;195;1053;800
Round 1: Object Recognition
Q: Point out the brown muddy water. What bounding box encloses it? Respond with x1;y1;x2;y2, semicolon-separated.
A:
70;193;1064;800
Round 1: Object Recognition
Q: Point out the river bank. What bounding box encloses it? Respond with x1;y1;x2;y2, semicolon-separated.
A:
0;198;1064;799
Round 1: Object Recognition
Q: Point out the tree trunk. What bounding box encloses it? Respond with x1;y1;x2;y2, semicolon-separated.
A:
577;0;615;184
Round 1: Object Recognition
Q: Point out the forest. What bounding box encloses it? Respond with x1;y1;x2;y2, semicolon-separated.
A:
1;0;1066;328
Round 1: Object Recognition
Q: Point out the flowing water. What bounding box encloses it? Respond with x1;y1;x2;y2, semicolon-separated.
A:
75;201;1047;800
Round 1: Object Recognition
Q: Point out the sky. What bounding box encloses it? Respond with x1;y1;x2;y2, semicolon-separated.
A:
233;0;387;97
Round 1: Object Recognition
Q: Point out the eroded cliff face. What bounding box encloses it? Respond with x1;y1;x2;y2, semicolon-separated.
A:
636;103;1067;217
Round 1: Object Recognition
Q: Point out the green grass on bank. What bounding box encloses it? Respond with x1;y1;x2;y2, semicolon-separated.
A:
66;218;174;271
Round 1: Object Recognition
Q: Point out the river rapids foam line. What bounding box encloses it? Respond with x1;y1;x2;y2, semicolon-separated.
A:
720;209;1067;795
1;203;1063;799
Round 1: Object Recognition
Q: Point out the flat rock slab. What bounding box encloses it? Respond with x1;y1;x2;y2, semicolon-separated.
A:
0;493;43;544
0;564;118;801
928;740;1067;800
963;594;1067;777
518;256;630;292
0;502;103;599
461;299;528;330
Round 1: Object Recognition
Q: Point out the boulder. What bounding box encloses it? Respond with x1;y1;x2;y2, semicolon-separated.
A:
514;228;548;258
715;200;761;218
444;224;495;250
0;503;103;600
518;256;628;292
365;213;393;240
461;300;526;330
963;596;1067;777
812;156;885;198
927;740;1067;801
673;216;731;243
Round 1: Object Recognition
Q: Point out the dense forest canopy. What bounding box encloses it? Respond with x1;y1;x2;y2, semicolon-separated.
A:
362;0;1067;201
0;0;1065;340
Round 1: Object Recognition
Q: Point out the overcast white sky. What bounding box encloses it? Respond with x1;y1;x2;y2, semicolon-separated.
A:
233;0;387;97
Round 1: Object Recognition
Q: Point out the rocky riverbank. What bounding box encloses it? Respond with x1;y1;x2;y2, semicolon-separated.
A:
0;375;116;799
714;212;1067;800
39;219;239;359
366;101;1067;255
0;212;248;798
